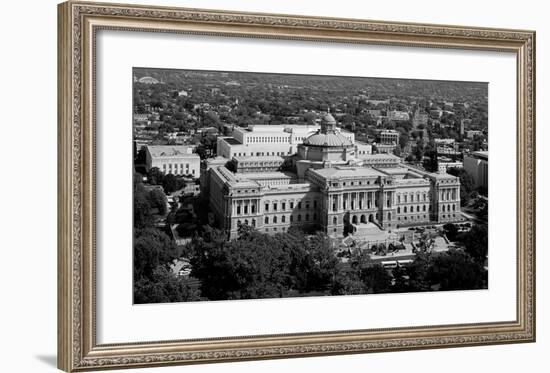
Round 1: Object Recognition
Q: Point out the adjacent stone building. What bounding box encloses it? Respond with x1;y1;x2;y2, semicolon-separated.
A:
145;145;200;178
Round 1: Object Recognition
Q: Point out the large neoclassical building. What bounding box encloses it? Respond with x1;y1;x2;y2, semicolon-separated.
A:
201;113;461;238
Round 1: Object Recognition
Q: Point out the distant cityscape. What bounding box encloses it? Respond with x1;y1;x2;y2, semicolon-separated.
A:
133;68;489;304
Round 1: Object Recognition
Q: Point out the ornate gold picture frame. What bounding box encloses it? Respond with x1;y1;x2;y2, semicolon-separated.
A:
58;1;535;371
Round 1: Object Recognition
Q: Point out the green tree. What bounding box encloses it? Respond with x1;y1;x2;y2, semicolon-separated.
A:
148;188;167;215
134;266;201;304
427;250;486;290
147;167;164;185
422;145;438;172
407;251;433;291
447;167;475;205
443;223;459;242
189;228;340;300
391;265;410;293
361;264;392;293
461;224;488;265
134;181;153;229
162;174;179;194
134;228;179;281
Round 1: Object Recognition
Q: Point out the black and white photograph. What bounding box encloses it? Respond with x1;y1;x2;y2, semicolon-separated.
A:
132;68;489;304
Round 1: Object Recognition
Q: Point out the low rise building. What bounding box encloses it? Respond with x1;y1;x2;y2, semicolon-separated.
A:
464;151;488;190
379;129;400;145
145;145;200;178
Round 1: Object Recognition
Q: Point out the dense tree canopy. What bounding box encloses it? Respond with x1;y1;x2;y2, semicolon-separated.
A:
428;250;486;291
447;167;476;205
134;266;200;304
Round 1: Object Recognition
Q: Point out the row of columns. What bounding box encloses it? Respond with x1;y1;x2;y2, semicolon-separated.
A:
330;191;394;213
438;187;460;202
231;198;260;216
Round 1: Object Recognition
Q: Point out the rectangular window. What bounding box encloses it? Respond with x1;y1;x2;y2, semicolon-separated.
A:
265;203;269;212
244;205;248;214
236;206;241;215
314;200;318;208
273;203;277;211
282;202;286;210
290;202;294;209
298;202;302;209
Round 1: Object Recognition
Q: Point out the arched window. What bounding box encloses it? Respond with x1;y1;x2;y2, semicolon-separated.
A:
452;204;456;211
305;214;310;221
244;219;249;225
442;205;446;212
273;216;277;224
404;206;407;213
264;217;269;224
387;212;391;220
290;215;294;222
252;219;256;227
282;215;286;223
333;216;338;224
298;214;302;222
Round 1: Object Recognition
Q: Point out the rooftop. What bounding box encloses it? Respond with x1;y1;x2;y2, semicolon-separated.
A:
146;145;197;158
303;131;353;147
242;171;297;180
310;166;385;179
471;151;489;160
232;155;285;162
220;137;242;145
363;153;401;160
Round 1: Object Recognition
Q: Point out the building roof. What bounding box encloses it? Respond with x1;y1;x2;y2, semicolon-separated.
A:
232;155;285;162
146;145;197;158
243;172;297;180
303;132;353;147
362;153;400;160
220;137;242;145
310;166;385;179
471;151;489;160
